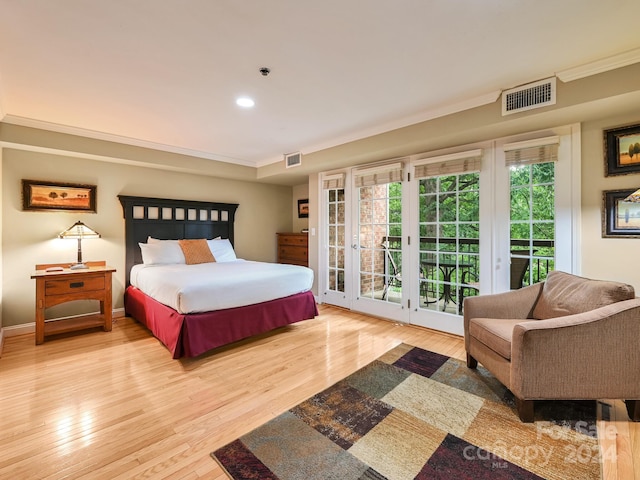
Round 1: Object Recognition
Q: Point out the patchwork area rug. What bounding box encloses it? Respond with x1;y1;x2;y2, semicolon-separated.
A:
211;344;602;480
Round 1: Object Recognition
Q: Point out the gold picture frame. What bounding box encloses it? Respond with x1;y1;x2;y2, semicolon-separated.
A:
604;122;640;176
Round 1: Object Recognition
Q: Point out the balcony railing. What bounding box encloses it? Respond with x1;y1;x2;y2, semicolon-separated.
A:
382;236;554;291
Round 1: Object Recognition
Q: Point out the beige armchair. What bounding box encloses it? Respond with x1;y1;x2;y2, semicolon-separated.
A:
464;270;640;422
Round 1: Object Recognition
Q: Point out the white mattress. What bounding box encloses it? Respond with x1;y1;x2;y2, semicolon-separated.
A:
130;260;314;314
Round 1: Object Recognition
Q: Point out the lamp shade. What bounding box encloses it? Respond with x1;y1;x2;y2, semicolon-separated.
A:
59;221;100;240
623;188;640;203
59;221;100;269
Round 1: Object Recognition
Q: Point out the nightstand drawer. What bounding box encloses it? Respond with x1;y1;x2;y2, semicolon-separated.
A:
45;275;105;295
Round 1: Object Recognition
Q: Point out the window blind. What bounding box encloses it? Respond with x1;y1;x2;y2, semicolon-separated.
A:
503;136;559;166
353;162;404;187
413;149;482;179
322;173;345;190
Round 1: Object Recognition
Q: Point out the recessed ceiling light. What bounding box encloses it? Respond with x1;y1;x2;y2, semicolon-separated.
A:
236;97;255;108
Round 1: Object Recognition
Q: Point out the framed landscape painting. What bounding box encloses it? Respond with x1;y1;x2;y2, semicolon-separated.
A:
298;198;309;218
602;189;640;237
22;179;97;212
604;123;640;176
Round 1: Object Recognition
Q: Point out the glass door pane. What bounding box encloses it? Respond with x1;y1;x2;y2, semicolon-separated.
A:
322;182;350;309
327;188;346;294
418;172;480;315
510;162;555;288
358;182;402;304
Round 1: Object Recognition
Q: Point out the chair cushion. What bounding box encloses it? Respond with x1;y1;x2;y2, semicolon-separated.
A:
532;271;635;320
468;318;524;360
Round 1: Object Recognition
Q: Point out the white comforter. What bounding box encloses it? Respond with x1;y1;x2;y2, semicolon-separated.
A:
130;260;314;314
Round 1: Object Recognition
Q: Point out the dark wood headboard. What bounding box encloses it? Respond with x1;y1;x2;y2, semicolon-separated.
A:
119;195;239;285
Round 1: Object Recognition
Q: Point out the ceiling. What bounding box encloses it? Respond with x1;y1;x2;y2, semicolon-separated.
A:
0;0;639;169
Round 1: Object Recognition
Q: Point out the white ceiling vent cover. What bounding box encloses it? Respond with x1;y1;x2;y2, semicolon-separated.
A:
285;152;302;168
502;77;556;116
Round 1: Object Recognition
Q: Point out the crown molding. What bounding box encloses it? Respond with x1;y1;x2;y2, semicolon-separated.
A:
1;115;258;167
556;47;640;83
255;90;502;167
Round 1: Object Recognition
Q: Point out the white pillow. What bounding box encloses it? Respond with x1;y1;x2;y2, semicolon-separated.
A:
207;238;237;262
139;241;186;265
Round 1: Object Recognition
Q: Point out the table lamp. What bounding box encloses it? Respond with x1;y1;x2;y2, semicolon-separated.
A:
59;221;101;269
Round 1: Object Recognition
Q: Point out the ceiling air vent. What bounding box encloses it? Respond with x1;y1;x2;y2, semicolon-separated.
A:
502;77;556;116
285;152;302;168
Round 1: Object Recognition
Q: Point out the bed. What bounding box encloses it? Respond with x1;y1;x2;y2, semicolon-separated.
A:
119;195;318;358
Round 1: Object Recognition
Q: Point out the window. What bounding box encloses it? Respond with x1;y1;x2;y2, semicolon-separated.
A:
318;126;579;336
355;162;403;303
505;136;558;287
323;174;346;295
415;151;481;314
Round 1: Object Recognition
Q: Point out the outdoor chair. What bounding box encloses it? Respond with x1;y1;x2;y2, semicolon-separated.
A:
381;241;401;300
458;254;530;314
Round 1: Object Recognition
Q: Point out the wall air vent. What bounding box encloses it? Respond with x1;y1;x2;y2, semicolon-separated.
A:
285;152;302;168
502;77;556;116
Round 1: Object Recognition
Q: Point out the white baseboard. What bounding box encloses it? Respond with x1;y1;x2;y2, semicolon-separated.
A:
3;322;34;337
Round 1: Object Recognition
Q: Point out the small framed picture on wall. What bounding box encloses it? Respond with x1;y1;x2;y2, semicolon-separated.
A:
22;179;97;213
298;199;309;218
602;189;640;238
604;122;640;176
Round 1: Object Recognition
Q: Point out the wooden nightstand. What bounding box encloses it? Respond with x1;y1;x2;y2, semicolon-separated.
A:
31;261;116;344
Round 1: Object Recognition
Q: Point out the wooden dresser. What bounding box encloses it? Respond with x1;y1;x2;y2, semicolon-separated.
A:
277;232;308;267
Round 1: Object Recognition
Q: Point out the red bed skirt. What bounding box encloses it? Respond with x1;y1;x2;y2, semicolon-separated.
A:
124;286;318;358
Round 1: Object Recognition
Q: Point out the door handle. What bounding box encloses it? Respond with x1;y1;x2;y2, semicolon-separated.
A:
351;244;359;249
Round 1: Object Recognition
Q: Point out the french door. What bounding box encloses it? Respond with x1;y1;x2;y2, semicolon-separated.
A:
321;173;350;309
319;125;580;335
350;161;409;323
408;149;488;335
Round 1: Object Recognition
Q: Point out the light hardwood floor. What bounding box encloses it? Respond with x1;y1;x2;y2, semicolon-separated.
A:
0;304;637;479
